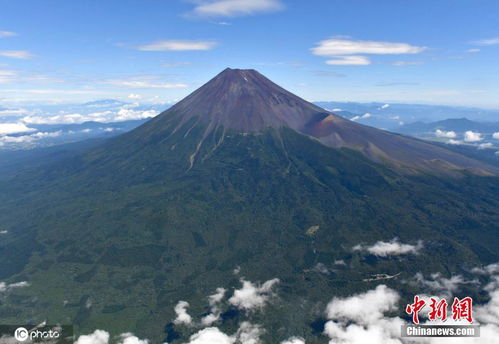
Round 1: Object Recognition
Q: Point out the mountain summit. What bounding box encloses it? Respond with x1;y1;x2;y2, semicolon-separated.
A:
135;68;496;174
161;68;325;132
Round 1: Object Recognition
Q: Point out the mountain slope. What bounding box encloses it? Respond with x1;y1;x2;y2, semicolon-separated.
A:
138;68;496;175
0;69;498;343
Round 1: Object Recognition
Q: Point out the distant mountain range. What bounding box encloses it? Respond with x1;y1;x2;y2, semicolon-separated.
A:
316;101;499;128
393;118;499;164
395;117;499;136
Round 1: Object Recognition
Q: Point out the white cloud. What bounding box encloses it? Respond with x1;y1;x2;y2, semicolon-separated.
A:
208;287;227;306
464;130;483;142
0;122;35;135
21;106;158;124
351;113;372;121
326;285;399;324
324;314;404;344
323;277;499;344
186;322;262;344
0;50;34;59
75;330;110;344
472;37;499;46
281;337;305;344
128;93;142;99
313;38;426;67
108;80;187;89
390;61;424;66
413;273;477;298
324;285;404;344
479;143;493;150
354;238;423;257
118;333;149;344
0;281;29;293
0;107;34;117
419;265;499;344
75;330;148;344
33;131;63;138
201;287;227;326
492;132;499;139
82;298;91;310
326;56;371;66
380;104;390;109
137;40;218;51
187;327;234;344
0;135;32;145
173;300;193;325
229;278;279;311
191;0;284;18
236;322;262;344
22;113;88;125
435;129;457;138
312;38;426;56
0;131;63;146
476;286;499;326
0;31;17;38
201;313;221;327
115;109;157;121
447;139;463;145
472;263;499;276
313;263;331;275
0;230;7;234
467;48;481;53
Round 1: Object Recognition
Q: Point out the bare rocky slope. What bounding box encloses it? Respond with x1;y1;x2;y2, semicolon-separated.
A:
139;68;497;175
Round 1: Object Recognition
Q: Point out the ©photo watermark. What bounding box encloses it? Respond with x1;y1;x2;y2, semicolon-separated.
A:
0;325;73;343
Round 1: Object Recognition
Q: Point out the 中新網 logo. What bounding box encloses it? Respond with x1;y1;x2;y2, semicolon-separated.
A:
406;295;473;324
401;295;479;338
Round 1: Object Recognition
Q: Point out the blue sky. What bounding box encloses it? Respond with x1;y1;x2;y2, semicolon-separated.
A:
1;0;499;107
